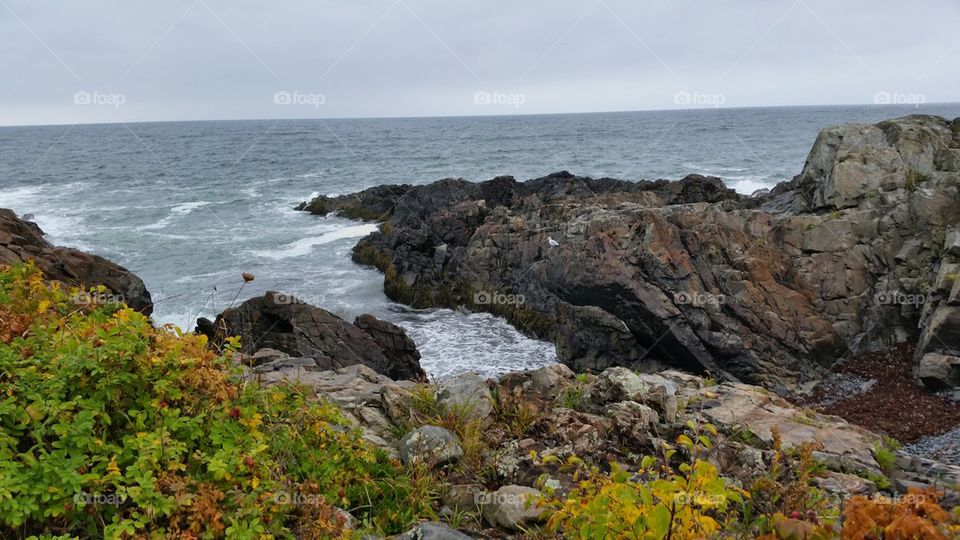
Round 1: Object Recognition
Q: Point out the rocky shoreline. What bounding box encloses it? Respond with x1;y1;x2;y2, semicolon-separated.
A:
297;114;960;395
4;113;960;537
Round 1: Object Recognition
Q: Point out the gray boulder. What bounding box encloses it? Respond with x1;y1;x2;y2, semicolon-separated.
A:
398;426;463;467
479;485;547;530
437;372;494;425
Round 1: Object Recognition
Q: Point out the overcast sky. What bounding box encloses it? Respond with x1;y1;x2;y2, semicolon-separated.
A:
1;0;958;126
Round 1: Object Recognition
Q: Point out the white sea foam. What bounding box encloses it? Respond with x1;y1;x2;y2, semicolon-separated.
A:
250;223;379;259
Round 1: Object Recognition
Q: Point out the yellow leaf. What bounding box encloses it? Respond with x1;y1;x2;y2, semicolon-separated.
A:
251;476;260;489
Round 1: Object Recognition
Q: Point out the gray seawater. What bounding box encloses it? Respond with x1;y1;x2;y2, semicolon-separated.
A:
2;104;960;378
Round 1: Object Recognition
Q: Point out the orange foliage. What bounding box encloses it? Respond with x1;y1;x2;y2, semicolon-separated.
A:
841;488;959;540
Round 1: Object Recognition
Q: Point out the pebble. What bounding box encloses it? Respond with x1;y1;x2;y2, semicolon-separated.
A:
903;425;960;466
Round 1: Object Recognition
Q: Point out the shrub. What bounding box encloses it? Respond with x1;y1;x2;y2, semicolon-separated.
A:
546;424;748;539
841;488;960;539
0;263;432;539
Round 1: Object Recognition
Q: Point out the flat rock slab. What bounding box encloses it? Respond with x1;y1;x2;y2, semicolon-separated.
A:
700;382;880;471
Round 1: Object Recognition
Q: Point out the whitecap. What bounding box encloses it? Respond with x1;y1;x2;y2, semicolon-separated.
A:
171;201;211;214
250;223;379;259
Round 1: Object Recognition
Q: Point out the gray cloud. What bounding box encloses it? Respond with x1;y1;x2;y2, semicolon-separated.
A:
1;0;958;125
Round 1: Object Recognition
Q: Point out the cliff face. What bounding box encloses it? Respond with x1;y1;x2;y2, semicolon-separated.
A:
298;115;960;391
0;208;153;315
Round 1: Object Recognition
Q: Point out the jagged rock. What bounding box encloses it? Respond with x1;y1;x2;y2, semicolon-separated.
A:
595;367;647;403
525;363;575;399
916;353;960;390
606;401;659;443
354;314;423;379
0;208;153;314
297;115;960;389
443;484;483;511
546;408;611;456
479;485;547;530
381;384;416;422
398;426;463;467
197;292;425;380
437;372;494;425
249;347;288;366
390;522;473;540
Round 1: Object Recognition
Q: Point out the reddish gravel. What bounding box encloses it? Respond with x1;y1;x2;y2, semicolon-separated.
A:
812;344;960;443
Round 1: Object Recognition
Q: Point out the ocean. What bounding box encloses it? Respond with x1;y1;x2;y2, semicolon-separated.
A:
3;104;960;378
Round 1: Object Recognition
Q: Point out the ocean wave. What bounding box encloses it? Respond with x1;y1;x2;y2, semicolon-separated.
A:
250;223;379;259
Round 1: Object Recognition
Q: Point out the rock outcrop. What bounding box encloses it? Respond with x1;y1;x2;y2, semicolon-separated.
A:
251;360;960;536
0;208;153;314
196;291;425;380
298;115;960;391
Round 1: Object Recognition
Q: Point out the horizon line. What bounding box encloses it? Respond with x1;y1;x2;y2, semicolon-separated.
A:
2;101;959;129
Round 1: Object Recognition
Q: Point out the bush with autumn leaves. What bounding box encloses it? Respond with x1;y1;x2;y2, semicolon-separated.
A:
2;261;960;539
0;263;433;539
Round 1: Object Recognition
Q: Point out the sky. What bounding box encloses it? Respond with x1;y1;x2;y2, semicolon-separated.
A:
1;0;958;126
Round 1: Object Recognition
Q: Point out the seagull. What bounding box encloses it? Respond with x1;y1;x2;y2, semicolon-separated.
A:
547;236;560;248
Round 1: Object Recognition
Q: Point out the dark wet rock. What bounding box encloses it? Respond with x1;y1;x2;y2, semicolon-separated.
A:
196;291;425;380
0;208;153;314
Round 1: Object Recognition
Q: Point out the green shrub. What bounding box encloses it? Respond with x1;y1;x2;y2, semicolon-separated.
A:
0;263;432;539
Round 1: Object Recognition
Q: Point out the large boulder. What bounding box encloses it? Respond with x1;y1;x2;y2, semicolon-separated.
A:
196;291;425;380
0;208;153;314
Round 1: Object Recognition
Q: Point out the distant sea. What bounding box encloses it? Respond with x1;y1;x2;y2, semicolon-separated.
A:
3;104;960;378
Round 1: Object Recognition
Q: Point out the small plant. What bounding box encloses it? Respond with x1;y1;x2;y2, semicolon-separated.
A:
559;385;587;412
905;169;931;192
871;436;901;474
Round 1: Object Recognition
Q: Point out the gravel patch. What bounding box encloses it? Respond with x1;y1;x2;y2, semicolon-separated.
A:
903;426;960;466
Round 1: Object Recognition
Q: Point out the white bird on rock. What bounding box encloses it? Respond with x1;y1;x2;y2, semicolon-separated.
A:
548;236;560;248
